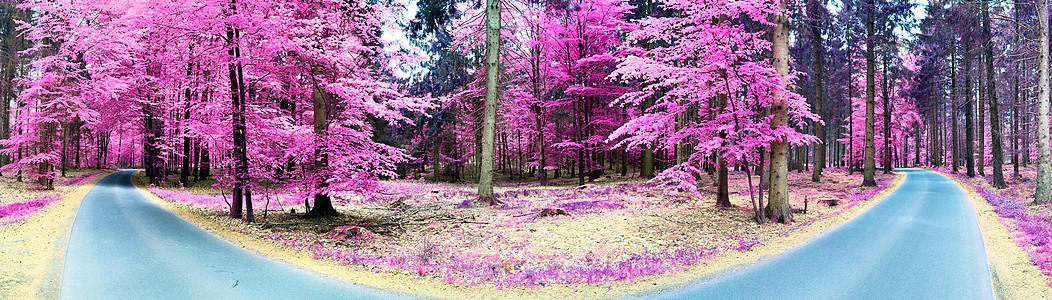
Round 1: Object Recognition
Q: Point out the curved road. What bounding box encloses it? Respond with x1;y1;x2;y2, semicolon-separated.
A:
648;169;994;299
61;170;394;299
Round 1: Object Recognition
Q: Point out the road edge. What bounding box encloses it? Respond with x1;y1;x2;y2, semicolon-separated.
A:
131;171;906;299
933;171;1052;300
625;170;907;297
0;170;114;299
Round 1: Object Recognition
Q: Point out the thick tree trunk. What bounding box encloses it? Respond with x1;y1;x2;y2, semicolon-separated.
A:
765;0;792;223
862;0;877;187
983;0;1006;188
477;0;500;205
1036;0;1052;203
715;93;731;208
307;87;339;217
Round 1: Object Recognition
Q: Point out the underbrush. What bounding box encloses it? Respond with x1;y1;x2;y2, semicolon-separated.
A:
0;169;109;226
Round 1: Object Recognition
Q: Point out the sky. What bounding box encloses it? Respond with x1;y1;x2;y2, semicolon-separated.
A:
382;0;423;79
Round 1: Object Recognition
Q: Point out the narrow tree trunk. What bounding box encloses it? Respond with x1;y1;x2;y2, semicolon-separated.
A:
914;125;921;166
74;125;81;169
978;58;986;177
965;41;976;178
934;75;942;166
532;43;547;185
952;50;960;173
641;94;656;179
882;52;891;174
810;9;825;182
1013;53;1021;179
61;123;68;178
180;59;193;186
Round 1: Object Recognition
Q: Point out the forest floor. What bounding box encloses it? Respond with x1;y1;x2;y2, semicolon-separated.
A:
138;168;902;298
933;166;1052;297
0;169;112;299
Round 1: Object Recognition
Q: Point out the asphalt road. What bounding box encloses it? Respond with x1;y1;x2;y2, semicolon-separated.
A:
61;170;395;299
647;169;995;300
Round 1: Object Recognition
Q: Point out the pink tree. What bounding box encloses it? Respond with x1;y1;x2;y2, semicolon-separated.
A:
609;0;817;212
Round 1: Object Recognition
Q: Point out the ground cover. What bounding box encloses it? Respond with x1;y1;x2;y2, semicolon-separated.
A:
142;169;896;291
0;169;113;298
936;166;1052;288
0;170;109;226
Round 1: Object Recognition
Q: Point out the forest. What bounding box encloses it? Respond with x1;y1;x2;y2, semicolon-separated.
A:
0;0;1051;297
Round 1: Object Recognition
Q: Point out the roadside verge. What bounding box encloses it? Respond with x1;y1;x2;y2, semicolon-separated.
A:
935;171;1052;300
0;171;113;299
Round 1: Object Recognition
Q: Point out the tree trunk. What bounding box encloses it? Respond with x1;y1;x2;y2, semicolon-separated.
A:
180;60;193;186
978;58;986;177
862;0;877;187
765;0;792;223
965;40;976;178
307;87;338;217
532;41;547;185
715;93;731;207
198;143;210;180
61;122;68;178
1035;0;1052;203
640;94;656;179
810;6;825;182
952;50;960;173
226;5;244;219
74;125;81;169
929;77;939;166
1013;43;1021;180
477;0;501;205
882;52;891;174
983;0;1005;188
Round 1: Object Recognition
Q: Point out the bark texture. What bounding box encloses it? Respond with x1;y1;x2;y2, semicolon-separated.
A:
1036;0;1052;203
477;0;500;204
765;1;792;223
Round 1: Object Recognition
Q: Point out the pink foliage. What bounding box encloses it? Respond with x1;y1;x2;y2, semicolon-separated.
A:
608;0;818;193
0;193;62;226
